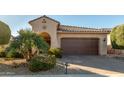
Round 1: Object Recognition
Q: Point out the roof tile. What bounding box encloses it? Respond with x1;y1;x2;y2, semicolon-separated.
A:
58;25;111;33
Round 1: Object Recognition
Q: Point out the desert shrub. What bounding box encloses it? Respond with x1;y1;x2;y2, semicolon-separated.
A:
28;54;56;72
48;48;62;58
13;52;23;58
6;48;23;58
0;46;6;57
0;51;6;57
111;24;124;49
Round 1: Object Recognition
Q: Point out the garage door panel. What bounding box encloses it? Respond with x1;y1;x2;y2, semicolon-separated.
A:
61;38;99;55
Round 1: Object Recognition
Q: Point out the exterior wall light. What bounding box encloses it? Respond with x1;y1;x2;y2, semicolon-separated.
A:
103;38;106;42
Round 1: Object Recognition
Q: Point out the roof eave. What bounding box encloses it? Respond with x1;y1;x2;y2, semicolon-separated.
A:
57;31;111;34
29;15;60;24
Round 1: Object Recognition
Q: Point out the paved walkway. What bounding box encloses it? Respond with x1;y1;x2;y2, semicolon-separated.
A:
68;64;124;77
59;55;124;76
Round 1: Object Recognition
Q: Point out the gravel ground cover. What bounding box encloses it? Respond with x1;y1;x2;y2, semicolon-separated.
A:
0;58;95;76
1;55;123;77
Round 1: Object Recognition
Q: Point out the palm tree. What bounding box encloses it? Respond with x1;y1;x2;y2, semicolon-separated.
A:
8;29;49;61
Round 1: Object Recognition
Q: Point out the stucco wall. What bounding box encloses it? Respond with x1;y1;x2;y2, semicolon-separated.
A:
57;32;108;55
107;34;111;45
29;17;59;48
29;16;109;55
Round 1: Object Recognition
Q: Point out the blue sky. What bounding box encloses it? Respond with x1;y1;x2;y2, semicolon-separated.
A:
0;15;124;36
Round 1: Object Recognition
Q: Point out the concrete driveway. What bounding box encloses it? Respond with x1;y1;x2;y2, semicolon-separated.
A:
59;55;124;76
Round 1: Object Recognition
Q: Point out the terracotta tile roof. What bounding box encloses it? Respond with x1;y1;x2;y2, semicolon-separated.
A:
58;25;111;33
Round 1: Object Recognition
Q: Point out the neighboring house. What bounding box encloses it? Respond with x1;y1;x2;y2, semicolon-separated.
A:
29;15;111;55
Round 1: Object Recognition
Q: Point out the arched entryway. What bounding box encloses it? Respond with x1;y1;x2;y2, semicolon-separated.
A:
40;32;51;46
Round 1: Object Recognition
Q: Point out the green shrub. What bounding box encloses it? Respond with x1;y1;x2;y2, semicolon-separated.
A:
8;29;49;61
48;48;62;58
0;46;6;57
28;54;56;72
6;48;23;58
0;21;11;45
111;24;124;49
0;51;6;57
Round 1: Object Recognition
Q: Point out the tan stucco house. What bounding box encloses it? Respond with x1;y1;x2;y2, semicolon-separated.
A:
29;15;111;55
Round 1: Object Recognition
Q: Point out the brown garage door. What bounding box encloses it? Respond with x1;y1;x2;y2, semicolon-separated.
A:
61;38;99;55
